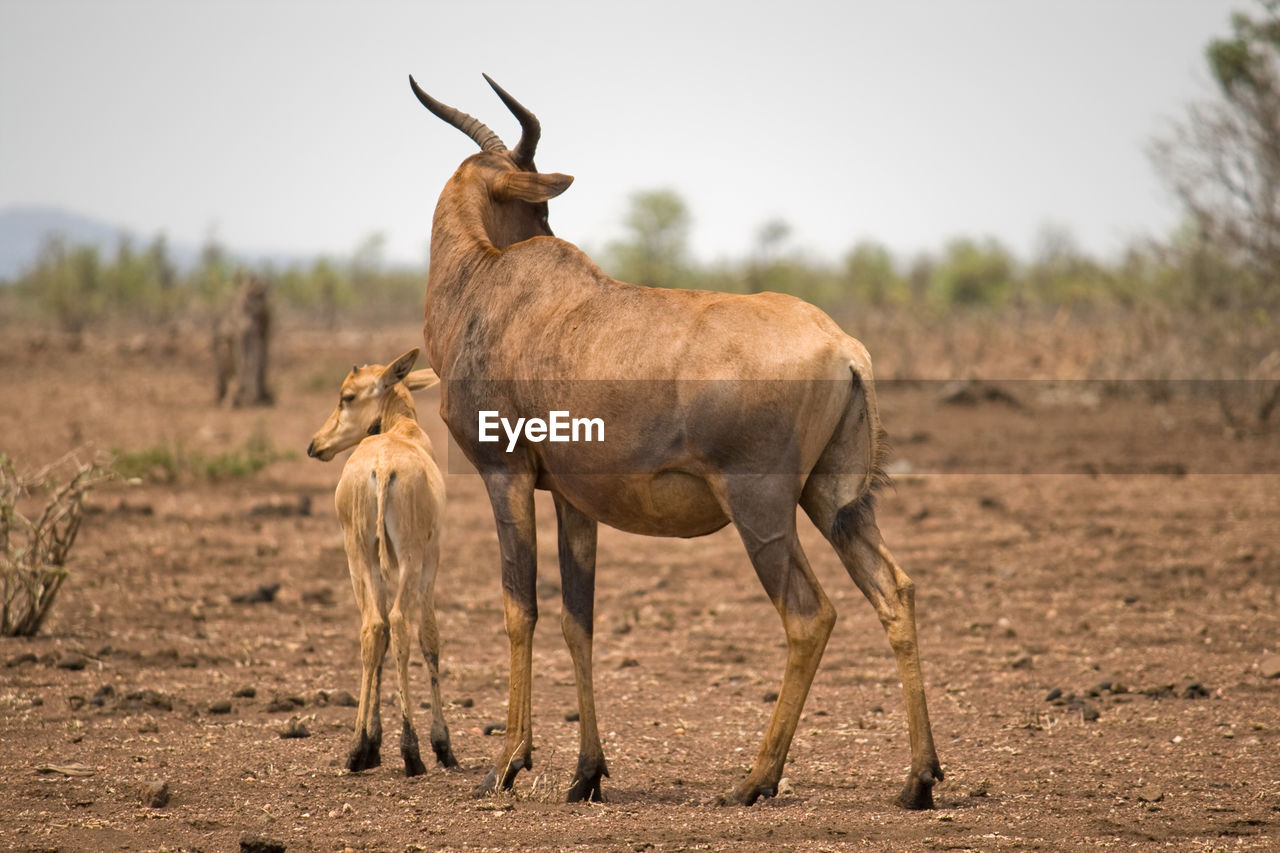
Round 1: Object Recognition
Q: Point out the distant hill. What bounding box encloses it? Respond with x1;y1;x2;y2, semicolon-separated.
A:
1;208;104;280
0;206;312;282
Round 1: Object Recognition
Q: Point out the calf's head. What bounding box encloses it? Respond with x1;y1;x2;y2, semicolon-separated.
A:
306;348;439;461
410;74;573;247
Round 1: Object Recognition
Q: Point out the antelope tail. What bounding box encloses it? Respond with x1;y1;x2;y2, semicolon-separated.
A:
851;360;891;499
376;470;396;576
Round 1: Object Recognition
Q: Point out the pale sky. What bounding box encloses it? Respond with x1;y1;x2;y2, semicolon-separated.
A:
0;0;1244;268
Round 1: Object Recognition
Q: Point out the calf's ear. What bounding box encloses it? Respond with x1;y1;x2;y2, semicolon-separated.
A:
380;348;420;388
494;171;574;203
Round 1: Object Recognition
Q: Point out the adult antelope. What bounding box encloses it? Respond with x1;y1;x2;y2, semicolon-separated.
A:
307;349;458;776
411;74;942;809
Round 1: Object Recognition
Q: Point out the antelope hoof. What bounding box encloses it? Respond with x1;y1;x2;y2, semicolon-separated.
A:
401;721;427;777
566;760;608;803
401;744;427;777
473;757;527;797
716;781;777;807
896;763;943;810
346;732;382;773
432;737;459;770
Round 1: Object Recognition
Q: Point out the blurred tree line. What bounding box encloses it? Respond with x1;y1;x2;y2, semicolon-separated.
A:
599;188;1274;317
2;230;424;334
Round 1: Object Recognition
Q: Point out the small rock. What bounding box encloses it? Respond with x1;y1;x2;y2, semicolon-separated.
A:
776;777;794;795
453;697;474;708
483;723;505;736
1044;688;1062;702
248;495;312;518
67;695;86;711
239;832;287;853
1258;654;1280;679
90;685;116;707
57;654;89;671
266;696;304;713
137;717;159;733
564;711;580;722
1181;682;1210;699
208;700;233;715
619;658;640;669
967;780;990;798
233;685;257;699
1080;703;1101;722
762;691;779;703
300;587;335;606
124;689;173;711
329;690;357;707
1135;785;1164;803
231;583;280;605
1009;653;1033;670
280;717;310;739
138;779;170;808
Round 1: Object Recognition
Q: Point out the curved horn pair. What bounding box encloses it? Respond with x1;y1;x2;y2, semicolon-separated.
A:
408;74;540;167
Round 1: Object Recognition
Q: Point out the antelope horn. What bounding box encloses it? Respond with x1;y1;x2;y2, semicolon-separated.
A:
409;75;507;154
482;73;541;168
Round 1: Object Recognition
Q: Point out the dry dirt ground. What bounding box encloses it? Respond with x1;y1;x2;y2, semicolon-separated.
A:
1;324;1277;852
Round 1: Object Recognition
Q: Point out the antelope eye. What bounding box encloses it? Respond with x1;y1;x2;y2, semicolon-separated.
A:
341;394;355;405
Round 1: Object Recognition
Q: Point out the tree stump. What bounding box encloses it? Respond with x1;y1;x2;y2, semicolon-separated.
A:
214;273;274;407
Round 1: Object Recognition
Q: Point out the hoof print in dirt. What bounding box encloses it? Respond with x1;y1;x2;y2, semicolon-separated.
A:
239;832;287;853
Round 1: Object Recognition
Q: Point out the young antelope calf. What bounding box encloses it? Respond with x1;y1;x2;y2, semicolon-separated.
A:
307;348;457;775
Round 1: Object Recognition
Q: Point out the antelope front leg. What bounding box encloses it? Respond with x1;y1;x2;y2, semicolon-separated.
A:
554;495;608;802
475;472;538;796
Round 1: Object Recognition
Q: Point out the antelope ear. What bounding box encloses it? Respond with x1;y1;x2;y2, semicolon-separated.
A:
379;348;420;388
404;368;440;391
494;170;574;203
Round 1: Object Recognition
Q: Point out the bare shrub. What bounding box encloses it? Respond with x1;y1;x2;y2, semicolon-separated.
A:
1;453;110;637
